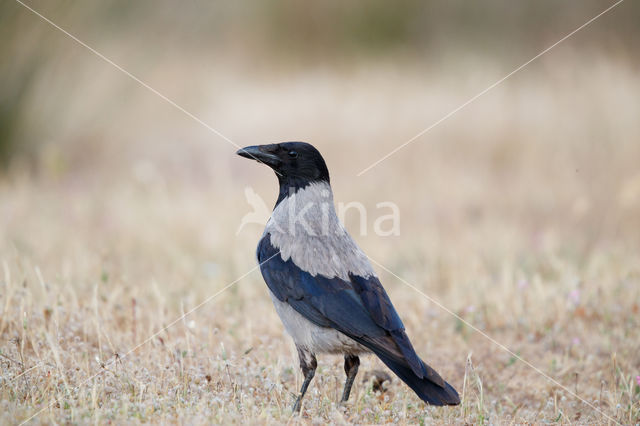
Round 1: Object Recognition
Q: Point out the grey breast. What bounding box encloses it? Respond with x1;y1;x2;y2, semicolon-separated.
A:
265;181;375;281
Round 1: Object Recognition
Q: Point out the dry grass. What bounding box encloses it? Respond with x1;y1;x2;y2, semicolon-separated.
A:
1;56;640;424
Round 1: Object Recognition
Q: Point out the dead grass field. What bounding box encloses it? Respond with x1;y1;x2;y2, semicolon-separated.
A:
1;55;640;424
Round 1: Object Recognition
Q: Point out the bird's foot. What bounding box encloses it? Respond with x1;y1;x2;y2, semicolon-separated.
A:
292;396;302;414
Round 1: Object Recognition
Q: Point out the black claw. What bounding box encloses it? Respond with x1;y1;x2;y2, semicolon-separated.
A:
292;397;302;413
340;355;360;403
293;346;317;413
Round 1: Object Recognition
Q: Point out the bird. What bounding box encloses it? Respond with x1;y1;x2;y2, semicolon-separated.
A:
236;142;460;412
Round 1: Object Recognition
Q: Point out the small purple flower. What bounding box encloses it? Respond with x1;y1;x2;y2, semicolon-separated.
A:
568;289;580;305
572;337;580;346
636;375;640;387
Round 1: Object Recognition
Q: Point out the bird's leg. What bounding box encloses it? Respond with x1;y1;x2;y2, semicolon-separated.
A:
340;354;360;403
292;346;317;413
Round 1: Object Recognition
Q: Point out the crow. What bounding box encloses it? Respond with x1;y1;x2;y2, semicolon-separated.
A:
237;142;460;412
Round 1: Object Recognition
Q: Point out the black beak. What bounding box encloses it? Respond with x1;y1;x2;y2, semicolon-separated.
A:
236;145;281;167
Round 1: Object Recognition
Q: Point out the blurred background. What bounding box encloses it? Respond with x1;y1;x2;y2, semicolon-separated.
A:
1;1;639;423
2;0;639;274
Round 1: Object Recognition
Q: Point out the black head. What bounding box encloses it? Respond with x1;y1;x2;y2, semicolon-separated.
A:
236;142;330;187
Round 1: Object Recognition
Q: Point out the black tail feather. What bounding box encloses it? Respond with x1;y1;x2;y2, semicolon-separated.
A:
374;350;460;406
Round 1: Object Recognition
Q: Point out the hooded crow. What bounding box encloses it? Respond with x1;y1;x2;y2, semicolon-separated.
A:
237;142;460;412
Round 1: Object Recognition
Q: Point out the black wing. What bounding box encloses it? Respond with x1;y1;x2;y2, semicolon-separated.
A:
257;233;460;405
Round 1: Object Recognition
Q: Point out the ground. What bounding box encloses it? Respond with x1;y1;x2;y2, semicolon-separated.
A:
1;60;640;424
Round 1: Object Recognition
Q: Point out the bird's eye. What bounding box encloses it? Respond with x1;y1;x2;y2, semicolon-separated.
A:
288;150;298;158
